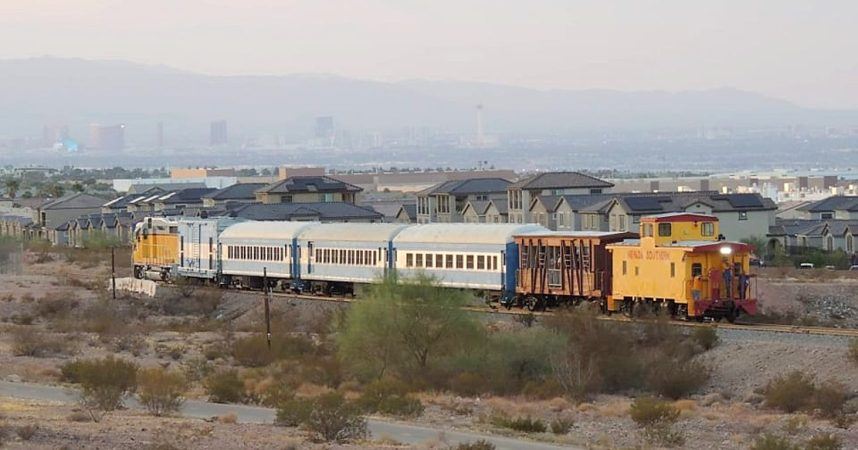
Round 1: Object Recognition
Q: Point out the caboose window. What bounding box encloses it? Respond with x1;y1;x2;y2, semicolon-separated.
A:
622;261;627;275
701;222;714;237
658;223;672;237
670;263;675;277
692;263;702;277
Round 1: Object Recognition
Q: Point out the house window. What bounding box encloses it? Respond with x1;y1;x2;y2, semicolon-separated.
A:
738;211;748;221
632;216;640;224
821;213;833;219
701;222;714;237
282;195;293;203
846;235;853;253
658;223;672;237
590;188;602;194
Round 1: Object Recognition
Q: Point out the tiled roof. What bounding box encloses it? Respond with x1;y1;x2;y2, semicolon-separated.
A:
572;192;776;215
156;188;218;204
802;196;858;213
228;202;382;221
510;172;614;190
421;178;511;196
203;183;268;200
40;193;105;210
256;176;362;194
771;219;858;237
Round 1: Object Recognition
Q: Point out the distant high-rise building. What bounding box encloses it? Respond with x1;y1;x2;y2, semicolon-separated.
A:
88;124;125;152
210;120;228;146
42;125;69;147
314;116;334;139
156;122;164;147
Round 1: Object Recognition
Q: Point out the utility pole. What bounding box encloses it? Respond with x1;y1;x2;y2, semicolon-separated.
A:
263;267;272;350
111;246;116;300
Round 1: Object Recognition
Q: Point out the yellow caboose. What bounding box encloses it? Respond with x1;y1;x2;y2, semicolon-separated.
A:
132;217;180;280
607;212;756;321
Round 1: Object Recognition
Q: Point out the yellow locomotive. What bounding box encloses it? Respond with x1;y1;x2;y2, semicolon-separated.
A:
132;217;180;280
607;213;756;321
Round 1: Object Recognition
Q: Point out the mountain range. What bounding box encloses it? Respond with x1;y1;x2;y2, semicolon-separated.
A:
1;57;856;144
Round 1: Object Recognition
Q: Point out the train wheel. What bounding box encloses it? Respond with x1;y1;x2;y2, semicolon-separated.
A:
525;296;539;312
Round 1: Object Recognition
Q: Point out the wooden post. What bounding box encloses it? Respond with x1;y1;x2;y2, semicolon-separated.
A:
263;267;272;350
111;246;116;300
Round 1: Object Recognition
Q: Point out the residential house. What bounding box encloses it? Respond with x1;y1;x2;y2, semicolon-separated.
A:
461;196;509;224
152;188;217;211
507;172;614;224
768;219;857;257
255;176;362;204
33;193;105;233
394;204;417;223
797;196;858;220
416;178;511;223
201;183;267;208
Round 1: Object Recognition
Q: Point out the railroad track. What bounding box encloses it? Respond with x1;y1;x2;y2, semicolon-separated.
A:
259;289;858;338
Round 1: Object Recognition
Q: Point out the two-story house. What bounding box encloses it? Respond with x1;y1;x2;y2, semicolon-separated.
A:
507;172;614;224
461;195;509;223
415;178;511;223
202;183;267;208
255;176;362;204
33;193;105;233
798;196;858;220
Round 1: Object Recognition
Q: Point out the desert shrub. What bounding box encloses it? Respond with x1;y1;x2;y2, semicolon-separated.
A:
231;334;314;367
71;356;139;414
456;440;496;450
750;433;800;450
304;392;368;443
204;369;245;403
490;413;547;433
16;424;38;441
690;326;719;350
629;397;680;428
549;417;574;435
480;327;565;396
11;327;73;357
646;358;709;399
164;289;222;316
137;367;187;416
111;334;146;356
275;397;314;427
520;379;565;400
35;294;78;319
336;275;482;383
630;397;683;446
355;378;423;418
182;356;214;382
848;338;858;366
814;381;848;418
763;371;817;413
805;434;842;450
448;371;488;397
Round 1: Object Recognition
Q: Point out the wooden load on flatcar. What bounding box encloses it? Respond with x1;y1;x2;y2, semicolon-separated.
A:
510;231;636;310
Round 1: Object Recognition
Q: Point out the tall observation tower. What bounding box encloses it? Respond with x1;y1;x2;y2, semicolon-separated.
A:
475;104;485;148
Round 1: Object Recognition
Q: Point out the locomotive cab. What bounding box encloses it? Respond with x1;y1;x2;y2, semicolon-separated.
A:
131;217;180;280
607;213;756;321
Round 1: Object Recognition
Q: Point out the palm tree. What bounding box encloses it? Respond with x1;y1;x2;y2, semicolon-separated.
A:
3;178;20;199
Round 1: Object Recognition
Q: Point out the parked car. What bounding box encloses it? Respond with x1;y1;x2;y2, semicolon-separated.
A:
799;262;814;269
849;265;858;271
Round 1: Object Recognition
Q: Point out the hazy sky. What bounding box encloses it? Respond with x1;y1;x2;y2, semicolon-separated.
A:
2;0;857;109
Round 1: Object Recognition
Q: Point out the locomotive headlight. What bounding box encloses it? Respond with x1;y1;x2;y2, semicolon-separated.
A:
719;246;732;255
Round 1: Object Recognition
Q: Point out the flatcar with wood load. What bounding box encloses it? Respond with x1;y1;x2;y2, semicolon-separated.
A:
510;231;636;310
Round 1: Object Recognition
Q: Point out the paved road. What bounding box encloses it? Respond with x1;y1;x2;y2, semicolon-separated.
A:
0;380;575;450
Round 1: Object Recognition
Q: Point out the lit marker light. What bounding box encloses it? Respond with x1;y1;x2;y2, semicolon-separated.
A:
720;246;733;255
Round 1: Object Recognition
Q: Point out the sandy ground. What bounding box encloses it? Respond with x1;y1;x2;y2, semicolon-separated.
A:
0;247;856;449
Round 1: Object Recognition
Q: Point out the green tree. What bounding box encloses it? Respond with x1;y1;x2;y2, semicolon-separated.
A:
336;275;482;381
3;178;20;199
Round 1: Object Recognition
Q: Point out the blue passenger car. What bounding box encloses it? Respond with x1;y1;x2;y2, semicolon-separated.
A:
392;224;547;299
295;223;410;294
219;221;317;289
